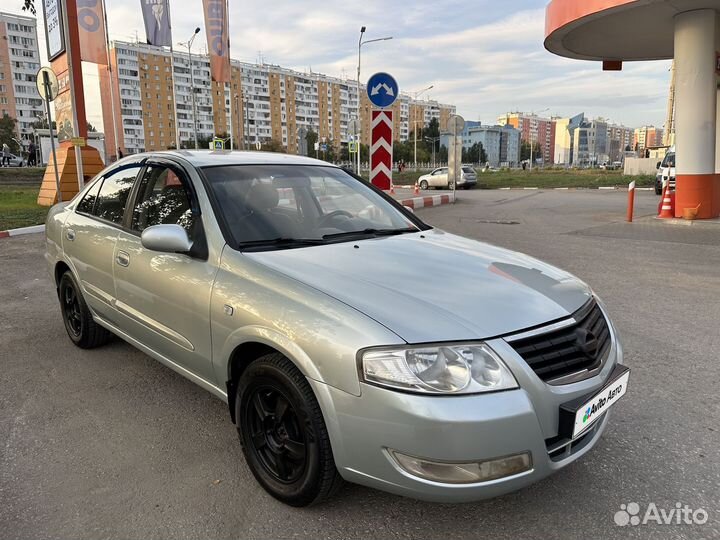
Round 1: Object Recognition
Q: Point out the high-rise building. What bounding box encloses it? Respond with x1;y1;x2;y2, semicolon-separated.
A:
498;112;556;165
0;12;43;137
607;123;634;162
440;122;521;167
633;125;664;152
101;41;456;157
553;113;584;165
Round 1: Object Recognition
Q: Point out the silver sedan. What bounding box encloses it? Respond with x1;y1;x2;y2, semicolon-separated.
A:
45;151;629;506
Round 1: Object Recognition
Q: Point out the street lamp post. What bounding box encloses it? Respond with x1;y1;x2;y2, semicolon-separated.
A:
528;107;550;171
424;136;440;167
356;27;392;175
179;27;201;150
411;85;434;170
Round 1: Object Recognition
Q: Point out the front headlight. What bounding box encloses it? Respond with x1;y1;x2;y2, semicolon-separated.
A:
361;343;518;395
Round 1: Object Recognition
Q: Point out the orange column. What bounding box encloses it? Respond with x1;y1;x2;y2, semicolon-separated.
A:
38;0;104;206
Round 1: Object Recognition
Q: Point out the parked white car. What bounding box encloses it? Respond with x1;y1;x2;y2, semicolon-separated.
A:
418;166;477;190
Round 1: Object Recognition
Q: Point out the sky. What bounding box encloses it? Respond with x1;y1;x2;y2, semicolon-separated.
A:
8;0;672;131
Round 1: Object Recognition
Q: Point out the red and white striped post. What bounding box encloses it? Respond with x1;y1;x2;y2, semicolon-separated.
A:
626;180;635;222
370;110;393;191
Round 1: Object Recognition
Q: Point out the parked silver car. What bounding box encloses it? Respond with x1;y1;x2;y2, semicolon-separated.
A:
418;166;477;190
45;151;629;506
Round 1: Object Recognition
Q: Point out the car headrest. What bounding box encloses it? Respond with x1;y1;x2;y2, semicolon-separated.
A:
246;182;279;210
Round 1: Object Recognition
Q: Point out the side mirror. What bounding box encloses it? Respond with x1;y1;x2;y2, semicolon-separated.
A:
141;224;193;253
656;161;661;169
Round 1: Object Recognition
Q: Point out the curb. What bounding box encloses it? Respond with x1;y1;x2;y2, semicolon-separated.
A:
396;193;455;209
0;224;45;239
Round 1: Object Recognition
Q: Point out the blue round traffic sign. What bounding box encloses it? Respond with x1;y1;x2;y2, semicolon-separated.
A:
366;72;398;108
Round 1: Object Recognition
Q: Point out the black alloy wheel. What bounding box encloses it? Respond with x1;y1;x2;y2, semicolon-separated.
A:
58;271;112;348
236;353;342;506
247;385;307;483
62;281;82;338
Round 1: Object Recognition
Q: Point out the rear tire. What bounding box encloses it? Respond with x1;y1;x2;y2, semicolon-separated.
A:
58;271;112;348
236;353;343;506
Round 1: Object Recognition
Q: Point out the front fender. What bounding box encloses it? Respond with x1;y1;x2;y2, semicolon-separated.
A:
218;324;326;387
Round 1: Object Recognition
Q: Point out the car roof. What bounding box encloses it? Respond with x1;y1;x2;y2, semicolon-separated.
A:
134;150;339;168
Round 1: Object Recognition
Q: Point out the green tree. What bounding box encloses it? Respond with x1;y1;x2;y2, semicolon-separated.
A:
462;142;486;164
438;145;448;162
32;118;56;130
261;139;285;153
426;117;440;139
22;0;35;14
0;114;18;150
305;129;318;156
520;141;542;162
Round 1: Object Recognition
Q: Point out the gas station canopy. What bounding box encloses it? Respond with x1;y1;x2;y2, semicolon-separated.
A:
544;0;718;61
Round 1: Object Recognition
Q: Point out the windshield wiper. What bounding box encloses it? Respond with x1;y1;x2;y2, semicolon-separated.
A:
238;237;326;250
322;227;418;241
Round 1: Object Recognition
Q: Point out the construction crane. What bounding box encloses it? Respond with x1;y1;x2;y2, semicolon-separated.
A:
663;61;675;147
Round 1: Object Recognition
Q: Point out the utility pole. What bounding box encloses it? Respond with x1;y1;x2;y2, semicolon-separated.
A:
356;27;393;175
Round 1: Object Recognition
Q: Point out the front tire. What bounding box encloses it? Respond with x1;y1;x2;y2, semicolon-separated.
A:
236;353;343;506
419;179;429;190
58;271;112;349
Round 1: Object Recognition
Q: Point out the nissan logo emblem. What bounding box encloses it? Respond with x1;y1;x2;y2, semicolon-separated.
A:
575;328;599;358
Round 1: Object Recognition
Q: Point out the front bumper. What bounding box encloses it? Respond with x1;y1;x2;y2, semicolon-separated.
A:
310;323;623;502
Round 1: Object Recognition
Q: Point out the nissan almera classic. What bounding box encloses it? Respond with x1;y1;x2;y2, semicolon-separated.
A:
45;151;629;507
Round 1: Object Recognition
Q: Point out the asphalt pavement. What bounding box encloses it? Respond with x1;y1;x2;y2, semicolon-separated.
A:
1;189;719;539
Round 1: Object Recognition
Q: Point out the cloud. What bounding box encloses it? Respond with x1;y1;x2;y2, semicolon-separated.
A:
6;1;672;131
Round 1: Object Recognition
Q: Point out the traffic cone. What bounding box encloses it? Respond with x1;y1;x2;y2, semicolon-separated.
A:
658;183;674;219
390;184;395;195
414;183;420;195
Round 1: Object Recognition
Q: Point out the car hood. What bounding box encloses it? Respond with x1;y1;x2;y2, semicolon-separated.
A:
245;230;592;343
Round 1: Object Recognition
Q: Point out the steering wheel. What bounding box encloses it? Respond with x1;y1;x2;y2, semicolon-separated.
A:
318;209;353;227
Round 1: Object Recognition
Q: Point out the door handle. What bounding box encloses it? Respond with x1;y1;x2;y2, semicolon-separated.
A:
116;251;130;267
66;228;76;241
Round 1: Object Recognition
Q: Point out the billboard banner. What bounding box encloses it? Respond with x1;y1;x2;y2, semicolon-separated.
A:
202;0;230;82
77;0;108;64
141;0;172;47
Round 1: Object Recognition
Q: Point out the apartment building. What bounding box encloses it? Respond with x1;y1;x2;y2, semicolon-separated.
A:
0;12;43;137
554;113;634;165
101;41;456;156
440;122;521;167
498;112;556;165
633;125;664;152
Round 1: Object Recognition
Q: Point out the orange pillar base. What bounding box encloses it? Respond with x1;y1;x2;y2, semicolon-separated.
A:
37;144;105;206
674;174;720;219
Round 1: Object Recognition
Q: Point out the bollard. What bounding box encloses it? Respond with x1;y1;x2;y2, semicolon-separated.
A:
626;180;635;222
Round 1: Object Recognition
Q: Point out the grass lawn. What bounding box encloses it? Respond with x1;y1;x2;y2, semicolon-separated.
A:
0;167;46;184
381;168;655;189
0;186;49;231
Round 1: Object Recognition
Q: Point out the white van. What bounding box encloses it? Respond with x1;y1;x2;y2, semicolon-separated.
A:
655;146;675;195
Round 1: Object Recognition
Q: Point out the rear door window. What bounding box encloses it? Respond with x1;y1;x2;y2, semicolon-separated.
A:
76;180;102;215
94;165;142;224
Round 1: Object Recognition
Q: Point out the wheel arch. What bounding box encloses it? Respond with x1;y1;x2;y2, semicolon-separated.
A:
54;260;72;288
222;329;327;424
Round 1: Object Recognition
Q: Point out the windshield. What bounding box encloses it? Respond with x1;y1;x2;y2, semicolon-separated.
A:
661;152;675;168
201;164;425;249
